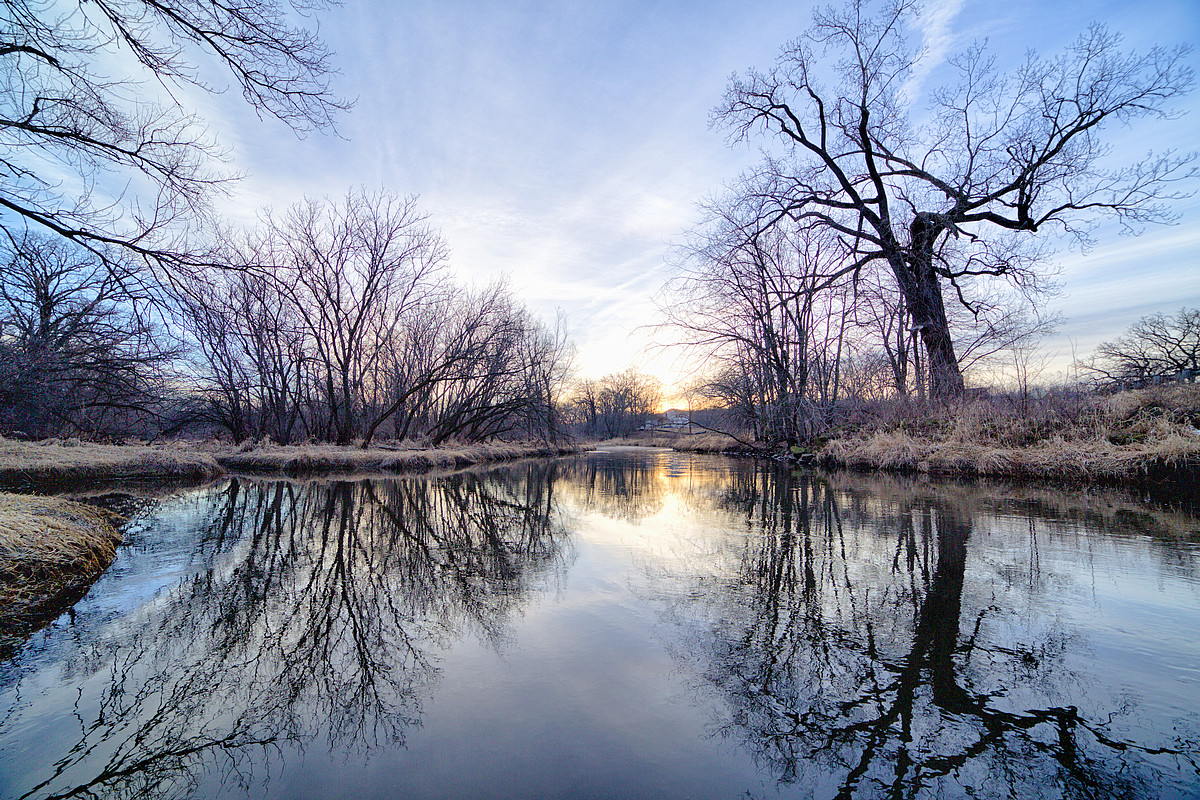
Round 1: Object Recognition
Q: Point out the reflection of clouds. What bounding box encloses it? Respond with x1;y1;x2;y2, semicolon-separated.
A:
647;464;1200;797
5;463;571;800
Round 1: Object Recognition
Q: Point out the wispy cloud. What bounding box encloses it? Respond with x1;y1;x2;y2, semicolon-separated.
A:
900;0;967;103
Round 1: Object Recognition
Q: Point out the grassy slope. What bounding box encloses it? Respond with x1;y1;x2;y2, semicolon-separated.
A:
0;492;122;655
818;384;1200;484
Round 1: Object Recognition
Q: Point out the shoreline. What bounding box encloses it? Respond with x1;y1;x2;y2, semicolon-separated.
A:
0;492;122;658
596;432;1200;495
1;433;1194;652
0;439;589;491
0;439;589;645
812;434;1200;494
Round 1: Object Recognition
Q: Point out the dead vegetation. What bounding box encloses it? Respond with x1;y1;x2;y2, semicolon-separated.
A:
0;437;588;487
0;438;224;488
0;492;122;654
212;440;587;475
819;384;1200;484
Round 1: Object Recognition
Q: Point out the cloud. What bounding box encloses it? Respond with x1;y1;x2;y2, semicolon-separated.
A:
900;0;967;102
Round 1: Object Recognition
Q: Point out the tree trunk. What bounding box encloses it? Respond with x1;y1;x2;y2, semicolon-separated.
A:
890;214;967;399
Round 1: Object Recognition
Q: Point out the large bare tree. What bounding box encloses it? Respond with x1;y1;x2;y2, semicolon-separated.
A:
0;232;178;437
715;0;1194;398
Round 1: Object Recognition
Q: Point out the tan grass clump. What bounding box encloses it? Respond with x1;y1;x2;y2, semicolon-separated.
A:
0;438;225;486
0;492;122;647
214;440;586;476
821;385;1200;483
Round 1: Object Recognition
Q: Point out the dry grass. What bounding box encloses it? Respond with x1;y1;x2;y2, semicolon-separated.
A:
820;385;1200;484
210;440;588;475
0;437;590;486
0;437;224;488
0;492;122;652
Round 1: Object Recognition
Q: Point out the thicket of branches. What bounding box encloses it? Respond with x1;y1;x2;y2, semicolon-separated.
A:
175;191;574;446
0;233;180;438
0;192;575;445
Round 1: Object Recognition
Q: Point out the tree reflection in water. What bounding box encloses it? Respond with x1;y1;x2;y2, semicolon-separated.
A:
5;454;1199;800
663;465;1199;799
10;462;570;800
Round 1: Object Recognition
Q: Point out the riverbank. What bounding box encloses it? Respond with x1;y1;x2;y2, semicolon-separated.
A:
0;492;122;656
0;438;588;489
593;386;1200;490
595;431;751;453
0;438;588;641
815;385;1200;489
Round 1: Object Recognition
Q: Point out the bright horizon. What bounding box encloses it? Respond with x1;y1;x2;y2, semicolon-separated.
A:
205;0;1199;400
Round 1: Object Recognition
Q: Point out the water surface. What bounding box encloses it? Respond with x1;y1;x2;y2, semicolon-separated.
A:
2;450;1198;799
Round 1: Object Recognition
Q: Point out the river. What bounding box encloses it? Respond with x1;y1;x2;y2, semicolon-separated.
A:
1;448;1198;799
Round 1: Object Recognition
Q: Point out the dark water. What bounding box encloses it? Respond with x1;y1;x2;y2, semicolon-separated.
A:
2;449;1198;799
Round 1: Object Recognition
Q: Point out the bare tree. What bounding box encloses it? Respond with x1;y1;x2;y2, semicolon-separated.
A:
661;207;855;444
1;0;347;270
0;233;178;437
267;190;450;445
1082;306;1200;389
176;266;307;442
714;0;1194;398
594;369;661;438
179;196;574;446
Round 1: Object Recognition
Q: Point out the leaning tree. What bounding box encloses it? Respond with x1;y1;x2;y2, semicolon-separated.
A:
715;0;1194;398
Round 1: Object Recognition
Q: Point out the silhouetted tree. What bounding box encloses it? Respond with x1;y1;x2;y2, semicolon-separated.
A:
714;0;1194;398
0;233;178;437
1082;307;1200;389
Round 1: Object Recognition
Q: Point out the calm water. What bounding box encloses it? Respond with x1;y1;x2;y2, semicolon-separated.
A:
2;449;1198;799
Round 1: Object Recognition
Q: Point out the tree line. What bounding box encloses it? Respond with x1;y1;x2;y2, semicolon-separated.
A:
1;0;1193;446
0;1;574;445
0;193;574;444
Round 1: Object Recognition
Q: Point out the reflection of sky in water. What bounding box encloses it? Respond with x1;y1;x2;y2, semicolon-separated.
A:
1;455;1198;799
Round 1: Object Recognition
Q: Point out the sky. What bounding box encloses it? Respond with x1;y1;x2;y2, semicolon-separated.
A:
207;0;1200;397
